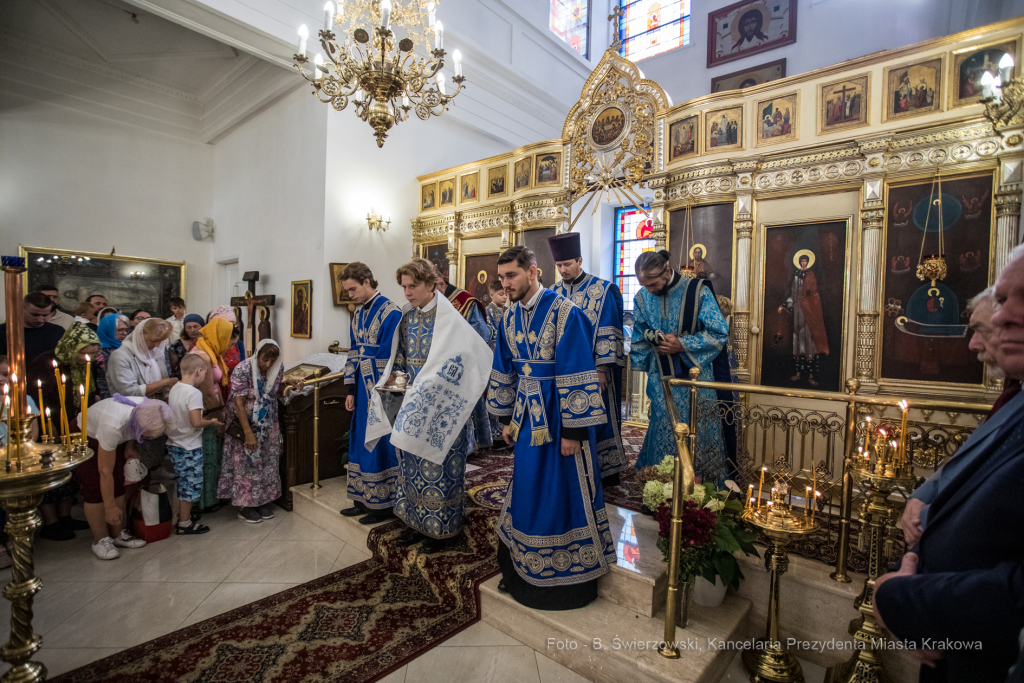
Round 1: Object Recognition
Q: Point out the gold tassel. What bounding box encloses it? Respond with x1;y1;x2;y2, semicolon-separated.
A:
884;536;893;560
531;428;552;446
508;423;520;442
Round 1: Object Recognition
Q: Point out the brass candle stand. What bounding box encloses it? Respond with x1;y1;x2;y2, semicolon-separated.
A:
741;485;819;683
2;256;92;683
825;419;915;683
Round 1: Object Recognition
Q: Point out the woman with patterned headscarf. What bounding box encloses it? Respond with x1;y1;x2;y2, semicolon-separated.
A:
189;317;235;512
26;322;105;542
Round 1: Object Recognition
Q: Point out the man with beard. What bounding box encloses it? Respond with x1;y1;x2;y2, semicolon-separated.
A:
340;262;403;524
364;258;491;553
629;250;731;478
875;245;1024;682
488;246;615;610
548;232;627;487
733;8;769;50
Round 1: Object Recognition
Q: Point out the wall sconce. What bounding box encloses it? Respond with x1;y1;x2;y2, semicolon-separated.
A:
367;209;390;232
129;270;145;279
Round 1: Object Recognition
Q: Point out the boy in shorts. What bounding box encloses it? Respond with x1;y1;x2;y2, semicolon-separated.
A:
167;354;222;534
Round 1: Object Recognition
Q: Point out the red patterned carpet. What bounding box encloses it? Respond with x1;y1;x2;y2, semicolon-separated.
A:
52;509;501;683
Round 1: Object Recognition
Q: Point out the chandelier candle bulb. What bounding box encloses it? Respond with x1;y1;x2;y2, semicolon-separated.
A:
452;49;462;77
1000;53;1015;83
297;24;308;55
427;2;435;26
436;71;445;95
324;2;334;31
381;0;391;29
402;93;410;107
434;20;443;48
314;54;324;79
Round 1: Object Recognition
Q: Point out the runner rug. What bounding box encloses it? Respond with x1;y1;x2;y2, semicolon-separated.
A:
51;506;501;683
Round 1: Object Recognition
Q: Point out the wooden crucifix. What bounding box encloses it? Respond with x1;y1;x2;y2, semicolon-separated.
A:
230;271;276;355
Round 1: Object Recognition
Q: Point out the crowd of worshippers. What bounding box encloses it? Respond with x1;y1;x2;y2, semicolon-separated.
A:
0;291;304;563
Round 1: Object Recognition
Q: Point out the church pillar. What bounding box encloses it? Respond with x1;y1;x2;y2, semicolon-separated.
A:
995;154;1023;277
733;190;753;375
446;211;461;282
856;178;885;385
651;195;667;251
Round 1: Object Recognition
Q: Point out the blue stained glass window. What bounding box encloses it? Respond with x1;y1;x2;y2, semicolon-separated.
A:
618;0;691;62
551;0;590;58
613;207;655;312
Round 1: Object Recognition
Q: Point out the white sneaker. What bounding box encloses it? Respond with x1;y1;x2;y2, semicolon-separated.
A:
113;530;147;549
92;537;120;560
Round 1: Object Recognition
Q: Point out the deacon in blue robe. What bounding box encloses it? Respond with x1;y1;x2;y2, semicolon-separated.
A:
442;280;492;452
343;283;403;522
485;286;509;446
549;232;627;486
630;251;730;480
489;246;616;611
391;297;471;545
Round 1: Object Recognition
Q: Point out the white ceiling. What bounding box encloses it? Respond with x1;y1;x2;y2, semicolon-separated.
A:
0;0;299;142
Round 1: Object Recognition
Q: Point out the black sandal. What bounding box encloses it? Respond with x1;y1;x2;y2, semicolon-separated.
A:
176;521;210;535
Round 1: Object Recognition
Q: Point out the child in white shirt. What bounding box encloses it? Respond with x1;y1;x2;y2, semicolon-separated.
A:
167;354;222;534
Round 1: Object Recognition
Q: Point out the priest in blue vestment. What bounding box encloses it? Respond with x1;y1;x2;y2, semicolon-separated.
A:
629;250;731;481
548;232;627;487
340;263;403;524
435;269;493;453
489;246;616;610
365;258;492;554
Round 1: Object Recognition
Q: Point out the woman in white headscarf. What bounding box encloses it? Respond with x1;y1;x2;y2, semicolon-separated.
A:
107;318;178;472
217;340;302;524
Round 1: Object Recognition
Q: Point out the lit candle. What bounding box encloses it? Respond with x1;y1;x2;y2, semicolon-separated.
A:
297;24;308;55
814;491;821;517
898;400;908;463
381;0;391;29
36;379;46;438
324;2;335;31
3;396;9;461
757;466;766;506
999;53;1015;84
9;373;18;422
453;49;462;77
864;417;873;454
434;20;443;49
46;407;53;442
61;373;69;446
805;486;812;512
79;385;86;445
811;465;816;503
747;484;754;509
84;354;91;410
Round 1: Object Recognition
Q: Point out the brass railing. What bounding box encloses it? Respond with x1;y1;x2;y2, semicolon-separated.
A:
658;371;990;583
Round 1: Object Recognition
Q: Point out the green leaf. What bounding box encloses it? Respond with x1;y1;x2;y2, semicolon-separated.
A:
714;553;737;589
701;564;717;584
715;521;740;553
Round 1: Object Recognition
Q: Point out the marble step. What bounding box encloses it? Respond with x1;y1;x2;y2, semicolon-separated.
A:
481;575;751;683
292;477;672;617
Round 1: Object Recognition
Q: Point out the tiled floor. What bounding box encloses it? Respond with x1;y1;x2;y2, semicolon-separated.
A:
0;505;597;682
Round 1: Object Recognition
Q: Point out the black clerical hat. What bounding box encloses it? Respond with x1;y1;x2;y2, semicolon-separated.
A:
548;232;581;262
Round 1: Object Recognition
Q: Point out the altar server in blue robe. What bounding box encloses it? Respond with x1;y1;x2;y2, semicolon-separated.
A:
436;269;493;453
340;263;403;524
629;249;730;480
549;232;627;487
365;258;492;554
485;278;510;448
489;246;616;610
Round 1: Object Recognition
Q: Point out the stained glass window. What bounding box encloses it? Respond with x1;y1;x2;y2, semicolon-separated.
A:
618;0;691;62
550;0;590;58
614;207;655;311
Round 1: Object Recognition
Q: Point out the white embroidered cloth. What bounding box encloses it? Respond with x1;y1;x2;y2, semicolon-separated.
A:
365;293;492;465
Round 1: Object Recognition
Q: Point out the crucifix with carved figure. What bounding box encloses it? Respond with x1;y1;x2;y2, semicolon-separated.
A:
230;271;276;354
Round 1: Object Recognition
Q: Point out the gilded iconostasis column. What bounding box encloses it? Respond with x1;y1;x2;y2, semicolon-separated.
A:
733;190;754;376
651;194;667;250
856;165;886;388
995;141;1024;277
446;212;460;282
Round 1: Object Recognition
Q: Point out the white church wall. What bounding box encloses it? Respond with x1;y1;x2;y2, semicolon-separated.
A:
0;92;216;323
211;86;329;367
322;111;511;354
594;0;1024;107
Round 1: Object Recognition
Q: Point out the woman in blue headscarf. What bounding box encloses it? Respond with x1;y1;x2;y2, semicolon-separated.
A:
96;314;130;400
170;314;205;379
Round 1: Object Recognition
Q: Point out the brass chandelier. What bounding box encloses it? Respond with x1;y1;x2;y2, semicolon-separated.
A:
294;0;466;147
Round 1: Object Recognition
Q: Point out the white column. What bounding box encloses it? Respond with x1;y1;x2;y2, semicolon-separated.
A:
996;157;1023;277
856;176;884;383
733;191;753;374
